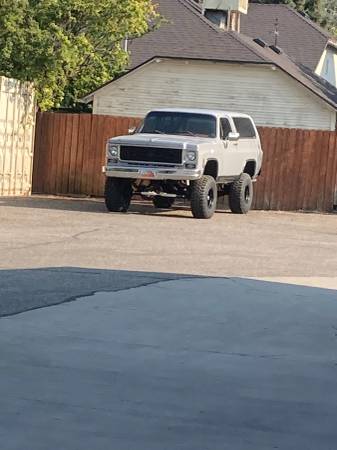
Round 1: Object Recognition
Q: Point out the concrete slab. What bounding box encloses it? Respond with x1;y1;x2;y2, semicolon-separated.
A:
253;276;337;291
1;277;337;450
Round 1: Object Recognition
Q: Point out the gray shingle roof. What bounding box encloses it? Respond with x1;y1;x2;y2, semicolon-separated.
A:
130;0;332;70
241;3;331;71
128;0;266;68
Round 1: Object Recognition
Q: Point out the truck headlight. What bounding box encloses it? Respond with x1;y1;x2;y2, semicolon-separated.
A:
108;144;119;158
186;151;196;161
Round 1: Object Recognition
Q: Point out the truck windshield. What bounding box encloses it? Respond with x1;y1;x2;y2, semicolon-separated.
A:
139;112;217;138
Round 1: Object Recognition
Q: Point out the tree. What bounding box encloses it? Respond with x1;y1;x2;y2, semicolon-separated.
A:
251;1;334;27
321;0;337;33
0;0;159;110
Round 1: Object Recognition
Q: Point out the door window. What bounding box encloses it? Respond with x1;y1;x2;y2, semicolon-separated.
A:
220;118;232;140
233;117;256;138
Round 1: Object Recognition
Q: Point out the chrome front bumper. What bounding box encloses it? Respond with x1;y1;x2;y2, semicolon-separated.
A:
103;165;202;181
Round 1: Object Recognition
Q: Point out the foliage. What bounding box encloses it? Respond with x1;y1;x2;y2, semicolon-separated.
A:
321;0;337;34
0;0;159;110
251;1;337;33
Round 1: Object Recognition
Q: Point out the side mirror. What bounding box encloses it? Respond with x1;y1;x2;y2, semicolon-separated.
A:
128;126;136;135
227;132;240;141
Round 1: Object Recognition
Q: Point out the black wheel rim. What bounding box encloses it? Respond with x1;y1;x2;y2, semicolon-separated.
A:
207;188;214;209
244;186;250;203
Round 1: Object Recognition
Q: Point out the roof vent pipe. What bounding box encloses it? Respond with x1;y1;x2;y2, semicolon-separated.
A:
253;38;268;48
269;45;283;55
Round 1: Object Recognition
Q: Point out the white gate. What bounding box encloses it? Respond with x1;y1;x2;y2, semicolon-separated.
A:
0;77;36;196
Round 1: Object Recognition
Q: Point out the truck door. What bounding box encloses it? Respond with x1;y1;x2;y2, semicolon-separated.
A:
232;117;259;175
220;117;244;176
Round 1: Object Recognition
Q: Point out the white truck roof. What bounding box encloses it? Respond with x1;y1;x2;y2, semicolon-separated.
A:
149;108;253;119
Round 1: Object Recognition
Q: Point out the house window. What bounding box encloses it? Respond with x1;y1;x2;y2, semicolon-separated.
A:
204;9;228;29
233;117;256;138
325;58;330;76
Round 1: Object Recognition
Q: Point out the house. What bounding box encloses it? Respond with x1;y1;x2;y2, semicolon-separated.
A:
82;0;337;131
240;3;337;87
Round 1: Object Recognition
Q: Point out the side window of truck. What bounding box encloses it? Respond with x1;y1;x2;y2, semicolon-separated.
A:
233;117;256;139
220;118;232;140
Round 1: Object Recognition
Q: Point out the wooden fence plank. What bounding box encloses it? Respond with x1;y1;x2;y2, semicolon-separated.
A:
322;132;336;211
316;131;330;211
282;128;297;211
294;130;308;211
305;130;319;211
300;130;315;211
45;113;53;194
268;128;283;210
291;129;304;211
89;113;103;196
263;127;277;210
252;127;267;210
32;112;44;193
79;114;93;196
313;130;325;211
95;115;117;196
276;128;291;210
68;114;80;195
55;114;66;195
254;127;276;210
60;114;72;194
42;113;54;194
332;133;337;210
74;114;88;195
50;113;61;195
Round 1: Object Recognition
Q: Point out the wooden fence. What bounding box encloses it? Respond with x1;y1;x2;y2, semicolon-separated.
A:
32;113;141;197
32;112;337;212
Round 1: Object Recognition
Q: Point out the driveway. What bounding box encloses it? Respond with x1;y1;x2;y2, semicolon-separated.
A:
1;196;337;279
1;196;337;449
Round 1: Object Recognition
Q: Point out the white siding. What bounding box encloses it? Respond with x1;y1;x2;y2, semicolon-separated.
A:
93;59;336;130
0;77;36;196
316;46;337;88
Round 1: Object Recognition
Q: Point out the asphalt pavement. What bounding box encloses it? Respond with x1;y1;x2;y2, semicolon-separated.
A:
1;196;337;280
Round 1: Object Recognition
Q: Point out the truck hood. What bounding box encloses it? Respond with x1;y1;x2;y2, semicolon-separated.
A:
109;133;216;149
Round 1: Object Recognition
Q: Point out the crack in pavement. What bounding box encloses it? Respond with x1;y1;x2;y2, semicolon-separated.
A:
7;227;109;251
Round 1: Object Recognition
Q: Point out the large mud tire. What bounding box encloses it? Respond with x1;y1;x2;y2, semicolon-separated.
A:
228;173;253;214
104;177;132;212
190;175;217;219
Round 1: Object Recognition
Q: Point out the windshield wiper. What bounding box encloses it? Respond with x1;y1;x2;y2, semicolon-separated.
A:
176;131;197;136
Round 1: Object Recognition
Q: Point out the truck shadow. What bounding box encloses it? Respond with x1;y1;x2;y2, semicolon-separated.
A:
0;196;232;218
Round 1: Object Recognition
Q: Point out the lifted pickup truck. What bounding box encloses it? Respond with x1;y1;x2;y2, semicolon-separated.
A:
103;108;263;219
